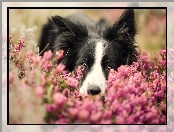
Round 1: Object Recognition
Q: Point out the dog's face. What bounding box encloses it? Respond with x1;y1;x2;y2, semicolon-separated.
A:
75;36;137;95
39;9;137;95
75;39;131;94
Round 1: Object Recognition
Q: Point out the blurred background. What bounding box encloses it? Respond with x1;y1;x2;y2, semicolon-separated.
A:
8;7;166;58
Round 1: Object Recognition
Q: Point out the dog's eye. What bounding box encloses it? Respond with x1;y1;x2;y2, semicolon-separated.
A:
106;66;112;71
81;62;88;68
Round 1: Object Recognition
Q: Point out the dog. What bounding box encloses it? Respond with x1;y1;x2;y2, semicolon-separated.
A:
38;9;138;95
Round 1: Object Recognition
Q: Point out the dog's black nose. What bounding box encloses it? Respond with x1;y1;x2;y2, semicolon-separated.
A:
87;85;101;95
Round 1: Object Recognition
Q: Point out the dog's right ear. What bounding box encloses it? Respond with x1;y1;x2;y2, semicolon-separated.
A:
107;9;137;42
52;15;88;38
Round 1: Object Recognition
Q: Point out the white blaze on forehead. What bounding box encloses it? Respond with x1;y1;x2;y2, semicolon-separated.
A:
80;41;107;94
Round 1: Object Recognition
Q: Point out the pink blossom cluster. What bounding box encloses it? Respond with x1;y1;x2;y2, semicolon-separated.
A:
105;54;166;124
9;36;25;58
9;36;26;78
9;35;166;124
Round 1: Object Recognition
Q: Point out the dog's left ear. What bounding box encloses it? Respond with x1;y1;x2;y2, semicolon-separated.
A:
52;15;88;38
110;9;136;42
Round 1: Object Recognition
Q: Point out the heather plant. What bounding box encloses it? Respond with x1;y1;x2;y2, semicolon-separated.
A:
9;35;166;124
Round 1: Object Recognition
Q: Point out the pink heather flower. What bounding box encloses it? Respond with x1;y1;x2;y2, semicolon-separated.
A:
117;65;130;77
68;108;78;118
78;109;90;121
54;86;59;93
35;86;45;98
56;50;64;60
100;120;112;124
10;36;25;59
59;71;71;79
9;35;166;125
115;116;124;124
29;63;35;70
54;63;65;74
66;77;79;88
41;73;46;86
41;61;52;71
106;69;117;87
90;111;102;122
103;110;112;119
80;98;93;110
44;104;53;113
52;93;67;106
26;51;33;61
18;36;25;48
32;54;42;64
52;78;57;86
55;119;68;124
65;100;74;107
75;66;84;80
9;35;13;43
43;50;52;61
160;49;166;59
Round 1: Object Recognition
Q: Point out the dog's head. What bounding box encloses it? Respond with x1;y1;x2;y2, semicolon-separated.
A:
43;9;137;95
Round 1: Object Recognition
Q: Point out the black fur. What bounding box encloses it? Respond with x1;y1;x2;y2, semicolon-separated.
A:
38;9;138;81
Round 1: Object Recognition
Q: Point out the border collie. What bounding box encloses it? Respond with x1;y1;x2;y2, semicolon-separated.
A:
38;9;138;95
